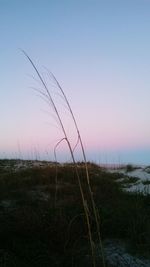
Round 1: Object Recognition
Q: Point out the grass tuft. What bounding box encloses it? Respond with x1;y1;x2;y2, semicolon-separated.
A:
0;161;150;265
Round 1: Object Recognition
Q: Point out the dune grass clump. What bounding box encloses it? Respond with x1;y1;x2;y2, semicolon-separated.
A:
125;164;139;173
142;180;150;185
0;161;150;266
144;166;150;174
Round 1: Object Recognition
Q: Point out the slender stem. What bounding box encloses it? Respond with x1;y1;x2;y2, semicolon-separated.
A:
49;71;106;267
23;51;96;267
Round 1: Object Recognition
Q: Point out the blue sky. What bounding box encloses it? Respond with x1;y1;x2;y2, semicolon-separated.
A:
0;0;150;164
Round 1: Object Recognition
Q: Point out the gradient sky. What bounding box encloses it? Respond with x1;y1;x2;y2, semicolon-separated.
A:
0;0;150;164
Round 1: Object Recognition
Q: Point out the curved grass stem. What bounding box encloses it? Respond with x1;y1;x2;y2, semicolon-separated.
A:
23;50;105;267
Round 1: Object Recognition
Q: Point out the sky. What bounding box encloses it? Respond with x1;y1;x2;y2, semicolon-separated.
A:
0;0;150;165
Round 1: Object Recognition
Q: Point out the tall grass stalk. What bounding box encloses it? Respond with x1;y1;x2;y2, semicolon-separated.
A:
49;71;105;267
23;50;105;267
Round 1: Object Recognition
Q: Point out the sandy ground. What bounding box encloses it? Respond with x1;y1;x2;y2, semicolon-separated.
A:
108;166;150;194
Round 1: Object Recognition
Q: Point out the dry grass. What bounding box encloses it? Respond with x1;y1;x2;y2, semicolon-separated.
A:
22;51;105;267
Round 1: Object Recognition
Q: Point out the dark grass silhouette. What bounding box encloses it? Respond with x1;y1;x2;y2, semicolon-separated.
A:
0;161;150;266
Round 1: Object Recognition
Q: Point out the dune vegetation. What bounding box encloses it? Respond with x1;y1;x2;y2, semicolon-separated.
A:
0;159;150;266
